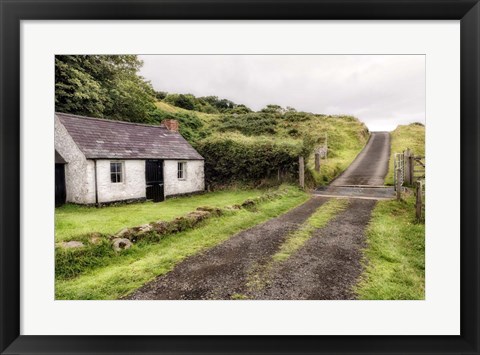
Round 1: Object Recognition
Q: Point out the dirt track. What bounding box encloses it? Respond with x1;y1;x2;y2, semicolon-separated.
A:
126;198;327;300
126;132;390;300
249;199;376;300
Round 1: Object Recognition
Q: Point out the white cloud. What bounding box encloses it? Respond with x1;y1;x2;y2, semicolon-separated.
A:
139;55;425;131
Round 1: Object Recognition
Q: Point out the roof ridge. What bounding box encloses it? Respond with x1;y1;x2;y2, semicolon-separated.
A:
55;112;170;130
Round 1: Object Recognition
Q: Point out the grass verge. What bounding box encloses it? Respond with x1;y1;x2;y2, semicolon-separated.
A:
355;195;425;300
55;186;309;300
308;148;367;187
55;189;263;242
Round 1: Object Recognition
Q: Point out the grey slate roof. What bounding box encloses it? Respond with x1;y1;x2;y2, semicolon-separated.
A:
56;112;203;160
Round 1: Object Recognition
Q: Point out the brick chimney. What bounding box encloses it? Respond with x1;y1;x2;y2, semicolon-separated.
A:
163;119;179;132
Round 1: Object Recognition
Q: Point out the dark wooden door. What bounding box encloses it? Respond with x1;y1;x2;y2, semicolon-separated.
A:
55;164;66;207
145;160;164;202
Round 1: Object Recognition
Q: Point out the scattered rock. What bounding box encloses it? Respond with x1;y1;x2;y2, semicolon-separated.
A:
58;241;85;249
115;228;131;239
89;236;102;245
241;199;256;209
186;210;210;222
170;217;190;233
151;221;170;235
128;224;154;242
196;206;222;216
137;224;153;233
112;238;133;251
89;232;103;245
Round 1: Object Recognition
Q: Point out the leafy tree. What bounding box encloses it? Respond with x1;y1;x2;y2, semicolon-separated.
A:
260;104;284;114
155;91;168;100
55;55;156;122
164;93;197;111
55;57;106;117
230;104;252;114
198;96;239;112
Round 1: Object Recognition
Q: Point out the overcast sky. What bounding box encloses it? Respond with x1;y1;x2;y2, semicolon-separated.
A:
139;55;425;131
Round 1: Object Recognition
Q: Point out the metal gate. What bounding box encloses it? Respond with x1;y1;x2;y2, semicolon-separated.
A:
145;160;164;202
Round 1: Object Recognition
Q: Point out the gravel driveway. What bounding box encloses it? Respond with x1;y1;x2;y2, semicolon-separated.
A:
126;132;391;300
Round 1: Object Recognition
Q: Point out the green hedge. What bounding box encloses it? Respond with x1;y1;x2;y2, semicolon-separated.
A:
196;134;307;184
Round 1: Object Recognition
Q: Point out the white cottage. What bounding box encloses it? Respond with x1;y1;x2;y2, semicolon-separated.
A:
54;112;205;206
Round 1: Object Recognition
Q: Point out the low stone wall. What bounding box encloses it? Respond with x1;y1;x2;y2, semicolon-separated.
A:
109;188;287;247
55;188;291;280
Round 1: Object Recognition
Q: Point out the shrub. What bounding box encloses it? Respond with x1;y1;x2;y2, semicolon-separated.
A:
150;108;205;142
217;113;280;136
196;134;307;184
164;93;196;110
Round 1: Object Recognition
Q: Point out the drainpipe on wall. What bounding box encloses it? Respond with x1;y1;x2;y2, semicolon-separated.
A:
93;159;99;207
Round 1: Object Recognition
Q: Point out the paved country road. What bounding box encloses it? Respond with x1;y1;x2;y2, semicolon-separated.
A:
126;132;391;300
331;132;390;186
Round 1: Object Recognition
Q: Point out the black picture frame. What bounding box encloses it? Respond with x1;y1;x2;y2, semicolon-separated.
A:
1;1;479;354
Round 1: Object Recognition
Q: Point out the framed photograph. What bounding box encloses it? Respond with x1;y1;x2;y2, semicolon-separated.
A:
1;0;479;354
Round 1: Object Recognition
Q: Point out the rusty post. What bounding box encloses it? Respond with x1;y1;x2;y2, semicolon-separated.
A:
396;168;402;200
315;153;320;172
404;148;411;185
416;180;423;220
299;156;305;189
409;155;415;185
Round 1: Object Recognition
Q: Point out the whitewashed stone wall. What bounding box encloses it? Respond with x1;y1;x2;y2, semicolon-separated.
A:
56;115;204;204
96;160;146;203
55;116;96;204
163;160;205;197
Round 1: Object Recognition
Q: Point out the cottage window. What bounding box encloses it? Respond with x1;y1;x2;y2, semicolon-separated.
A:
177;162;186;180
110;162;123;183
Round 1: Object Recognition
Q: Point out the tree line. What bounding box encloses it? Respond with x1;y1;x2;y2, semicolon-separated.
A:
55;55;256;123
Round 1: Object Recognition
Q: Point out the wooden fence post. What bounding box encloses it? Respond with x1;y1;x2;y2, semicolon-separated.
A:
416;180;423;220
315;153;320;172
396;168;402;200
404;148;412;185
299;156;305;189
409;155;415;185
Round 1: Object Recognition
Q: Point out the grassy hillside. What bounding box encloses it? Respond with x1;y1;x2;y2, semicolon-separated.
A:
155;101;216;122
155;100;369;187
386;123;425;185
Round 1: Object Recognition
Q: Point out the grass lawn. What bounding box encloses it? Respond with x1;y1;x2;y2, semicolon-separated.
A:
55;186;309;300
355;195;425;300
55;189;263;242
386;123;425;185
